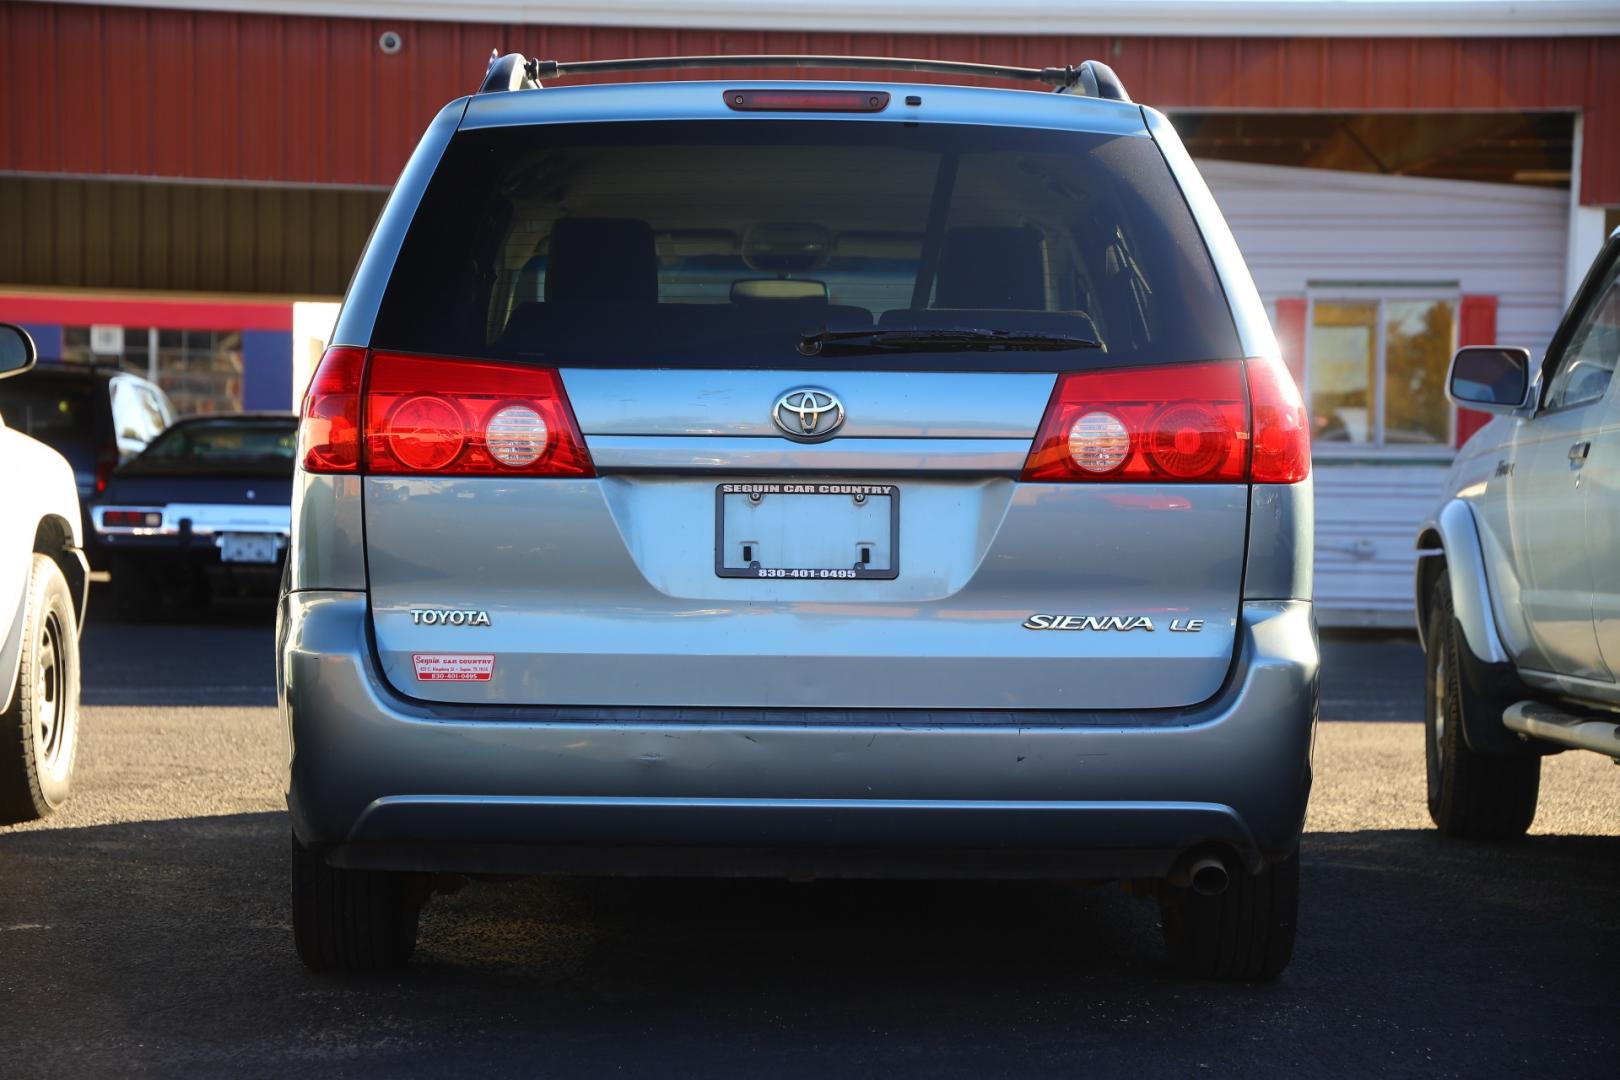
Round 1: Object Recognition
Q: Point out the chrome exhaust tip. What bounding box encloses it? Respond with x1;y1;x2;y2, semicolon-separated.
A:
1169;851;1232;896
1188;856;1230;896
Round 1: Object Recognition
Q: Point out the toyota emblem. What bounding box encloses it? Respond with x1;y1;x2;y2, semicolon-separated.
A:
772;388;845;441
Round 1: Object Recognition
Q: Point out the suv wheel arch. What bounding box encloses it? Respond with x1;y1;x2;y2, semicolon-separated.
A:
32;515;89;632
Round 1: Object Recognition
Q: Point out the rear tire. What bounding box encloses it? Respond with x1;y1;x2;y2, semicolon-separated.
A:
0;555;81;824
1424;575;1539;839
291;833;423;971
1159;846;1299;980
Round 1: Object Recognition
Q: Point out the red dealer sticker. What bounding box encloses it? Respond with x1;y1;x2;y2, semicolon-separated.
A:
412;654;495;682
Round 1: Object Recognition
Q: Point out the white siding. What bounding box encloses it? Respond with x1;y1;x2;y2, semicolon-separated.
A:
1311;465;1451;627
1199;159;1568;356
1198;161;1568;622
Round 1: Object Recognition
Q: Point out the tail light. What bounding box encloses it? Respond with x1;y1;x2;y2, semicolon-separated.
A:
1245;353;1310;483
366;353;592;476
299;349;594;477
93;444;118;495
1021;358;1309;484
102;509;163;528
298;347;365;473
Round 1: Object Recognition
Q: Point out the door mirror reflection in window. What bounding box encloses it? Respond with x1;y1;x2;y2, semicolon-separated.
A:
1448;346;1531;412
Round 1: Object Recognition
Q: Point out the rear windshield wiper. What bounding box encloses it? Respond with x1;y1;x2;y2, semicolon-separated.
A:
799;326;1104;357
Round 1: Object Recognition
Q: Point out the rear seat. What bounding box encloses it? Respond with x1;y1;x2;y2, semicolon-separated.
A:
878;225;1102;343
498;216;872;355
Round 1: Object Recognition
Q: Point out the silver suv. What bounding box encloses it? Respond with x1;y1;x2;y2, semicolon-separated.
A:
279;55;1316;978
1417;227;1620;838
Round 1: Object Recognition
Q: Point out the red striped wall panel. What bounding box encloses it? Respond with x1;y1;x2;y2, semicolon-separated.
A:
1273;297;1308;388
1;3;1616;202
1455;294;1499;447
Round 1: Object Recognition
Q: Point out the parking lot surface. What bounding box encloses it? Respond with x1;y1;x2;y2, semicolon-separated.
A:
2;606;1616;1077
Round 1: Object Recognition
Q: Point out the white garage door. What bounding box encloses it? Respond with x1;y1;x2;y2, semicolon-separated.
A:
1198;160;1568;624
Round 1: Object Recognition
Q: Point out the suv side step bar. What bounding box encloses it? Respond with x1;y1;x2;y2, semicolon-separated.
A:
1503;701;1620;759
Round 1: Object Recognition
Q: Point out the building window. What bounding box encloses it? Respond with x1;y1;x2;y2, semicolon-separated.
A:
60;326;244;415
1306;293;1457;449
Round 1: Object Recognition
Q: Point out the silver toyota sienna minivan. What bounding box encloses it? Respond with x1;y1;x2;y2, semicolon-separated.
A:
280;55;1316;979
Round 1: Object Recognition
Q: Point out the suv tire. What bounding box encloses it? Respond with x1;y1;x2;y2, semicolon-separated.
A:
1425;575;1539;839
291;834;425;971
1159;845;1298;980
0;555;81;824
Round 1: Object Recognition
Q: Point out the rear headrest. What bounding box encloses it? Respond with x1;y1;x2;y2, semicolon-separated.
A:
934;226;1046;310
544;217;658;305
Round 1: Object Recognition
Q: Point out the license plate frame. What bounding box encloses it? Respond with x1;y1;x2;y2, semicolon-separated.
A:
714;483;899;580
219;532;281;564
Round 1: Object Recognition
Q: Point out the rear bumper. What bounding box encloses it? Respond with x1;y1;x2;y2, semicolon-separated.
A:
280;593;1317;879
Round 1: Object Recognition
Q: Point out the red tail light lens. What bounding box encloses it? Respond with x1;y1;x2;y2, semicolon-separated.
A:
102;509;162;527
298;348;594;477
93;445;118;495
1021;358;1310;484
1023;362;1249;482
365;353;593;477
1246;353;1311;483
299;346;365;473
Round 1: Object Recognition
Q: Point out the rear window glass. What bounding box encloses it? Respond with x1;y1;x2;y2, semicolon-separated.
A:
374;120;1239;370
0;377;100;452
123;419;296;475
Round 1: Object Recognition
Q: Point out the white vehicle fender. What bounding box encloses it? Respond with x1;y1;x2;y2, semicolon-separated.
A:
0;426;86;713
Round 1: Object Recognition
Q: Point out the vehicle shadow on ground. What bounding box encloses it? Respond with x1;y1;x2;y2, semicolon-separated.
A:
79;588;276;706
1;812;1615;1076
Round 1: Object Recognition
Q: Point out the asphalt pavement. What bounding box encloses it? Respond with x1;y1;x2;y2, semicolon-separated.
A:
1;598;1616;1077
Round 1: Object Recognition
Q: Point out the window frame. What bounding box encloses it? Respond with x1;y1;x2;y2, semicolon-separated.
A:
371;119;1244;372
1301;285;1461;460
1535;237;1620;419
60;324;244;416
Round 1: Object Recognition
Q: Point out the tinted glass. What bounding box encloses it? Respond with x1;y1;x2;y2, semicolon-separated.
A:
123;418;297;475
0;376;101;458
1544;255;1620;411
374;121;1239;370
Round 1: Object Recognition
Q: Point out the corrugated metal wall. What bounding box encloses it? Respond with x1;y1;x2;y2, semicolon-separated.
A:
1203;159;1570;354
2;1;1617;203
1201;160;1569;622
0;175;385;295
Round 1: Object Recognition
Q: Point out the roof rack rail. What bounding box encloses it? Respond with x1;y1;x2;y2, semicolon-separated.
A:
478;52;1130;102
